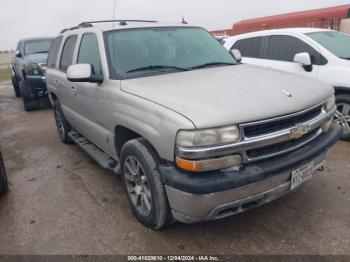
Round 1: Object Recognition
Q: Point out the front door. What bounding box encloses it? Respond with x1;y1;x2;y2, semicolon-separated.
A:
69;33;112;154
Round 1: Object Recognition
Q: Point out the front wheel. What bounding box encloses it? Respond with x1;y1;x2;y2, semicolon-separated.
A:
19;80;39;111
120;138;173;230
0;151;8;195
335;94;350;141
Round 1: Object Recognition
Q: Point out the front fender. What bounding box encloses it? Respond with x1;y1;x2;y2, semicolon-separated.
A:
107;86;195;161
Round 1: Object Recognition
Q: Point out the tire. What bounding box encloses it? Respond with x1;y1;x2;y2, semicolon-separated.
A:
53;100;72;144
11;75;21;97
0;151;8;195
335;94;350;141
19;80;39;111
120;138;173;230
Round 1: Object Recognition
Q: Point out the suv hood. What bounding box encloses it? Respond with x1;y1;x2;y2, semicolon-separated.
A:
121;64;333;128
24;53;48;64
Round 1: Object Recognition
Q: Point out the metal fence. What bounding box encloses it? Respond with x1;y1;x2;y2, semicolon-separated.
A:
0;63;11;70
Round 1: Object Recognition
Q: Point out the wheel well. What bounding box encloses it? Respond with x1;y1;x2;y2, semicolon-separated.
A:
114;126;141;156
334;87;350;97
50;92;58;101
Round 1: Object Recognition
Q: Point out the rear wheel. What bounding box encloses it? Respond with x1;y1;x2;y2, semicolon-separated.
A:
120;138;173;230
53;100;72;144
11;75;21;97
19;80;39;111
0;151;8;195
335;94;350;141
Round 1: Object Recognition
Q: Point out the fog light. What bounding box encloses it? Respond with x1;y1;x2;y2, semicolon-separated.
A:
176;155;242;172
322;117;334;132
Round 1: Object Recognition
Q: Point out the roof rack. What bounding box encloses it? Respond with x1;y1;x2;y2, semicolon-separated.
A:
60;20;158;34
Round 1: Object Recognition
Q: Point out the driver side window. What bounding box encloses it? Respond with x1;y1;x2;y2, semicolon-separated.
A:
78;33;102;75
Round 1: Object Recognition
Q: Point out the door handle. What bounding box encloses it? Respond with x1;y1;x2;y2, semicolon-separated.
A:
70;85;77;95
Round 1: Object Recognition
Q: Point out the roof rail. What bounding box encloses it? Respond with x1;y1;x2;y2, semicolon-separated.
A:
79;20;158;26
60;20;158;34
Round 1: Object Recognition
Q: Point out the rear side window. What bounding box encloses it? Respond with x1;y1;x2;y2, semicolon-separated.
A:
47;36;63;68
232;37;264;58
77;33;102;75
59;35;78;72
266;35;327;65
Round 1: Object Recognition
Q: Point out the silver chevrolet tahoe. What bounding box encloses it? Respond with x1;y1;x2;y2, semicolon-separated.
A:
46;20;342;230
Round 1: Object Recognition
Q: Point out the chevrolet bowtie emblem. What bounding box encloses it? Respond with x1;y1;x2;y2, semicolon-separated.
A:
290;123;311;140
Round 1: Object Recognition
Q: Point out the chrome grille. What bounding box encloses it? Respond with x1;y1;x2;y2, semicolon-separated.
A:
246;128;320;160
244;106;323;137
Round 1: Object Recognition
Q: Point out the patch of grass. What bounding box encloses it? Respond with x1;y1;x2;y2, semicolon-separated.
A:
0;68;11;82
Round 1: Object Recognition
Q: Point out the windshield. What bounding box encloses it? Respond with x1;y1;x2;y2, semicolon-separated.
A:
104;27;236;79
24;39;53;55
307;31;350;60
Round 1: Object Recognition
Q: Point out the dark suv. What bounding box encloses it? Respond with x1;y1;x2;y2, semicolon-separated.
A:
11;37;54;111
0;150;8;195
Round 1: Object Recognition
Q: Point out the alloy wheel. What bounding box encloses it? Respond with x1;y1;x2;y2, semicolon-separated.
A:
124;156;152;216
336;103;350;136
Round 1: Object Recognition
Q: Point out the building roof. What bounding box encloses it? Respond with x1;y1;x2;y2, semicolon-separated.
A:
234;4;350;30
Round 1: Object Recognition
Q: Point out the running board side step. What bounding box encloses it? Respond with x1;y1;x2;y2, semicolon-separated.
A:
68;131;120;174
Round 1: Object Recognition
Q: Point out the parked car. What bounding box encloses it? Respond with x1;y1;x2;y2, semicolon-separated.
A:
224;28;350;140
0;150;8;195
11;37;54;111
46;20;341;229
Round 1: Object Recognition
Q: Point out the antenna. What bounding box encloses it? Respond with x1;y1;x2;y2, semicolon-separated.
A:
113;0;117;22
181;15;188;24
112;0;117;66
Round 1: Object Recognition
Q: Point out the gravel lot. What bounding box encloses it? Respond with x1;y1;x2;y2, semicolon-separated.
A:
0;82;349;255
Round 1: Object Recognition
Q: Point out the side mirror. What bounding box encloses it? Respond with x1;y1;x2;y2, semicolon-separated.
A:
231;49;242;63
66;64;103;83
294;52;313;72
15;50;22;58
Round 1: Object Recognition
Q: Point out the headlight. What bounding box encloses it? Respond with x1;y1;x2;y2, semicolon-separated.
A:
325;95;335;111
24;63;40;75
176;126;240;147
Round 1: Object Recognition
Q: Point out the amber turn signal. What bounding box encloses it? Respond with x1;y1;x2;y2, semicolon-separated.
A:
176;155;241;172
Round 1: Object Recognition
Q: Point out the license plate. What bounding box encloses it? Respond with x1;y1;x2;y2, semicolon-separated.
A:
291;162;314;190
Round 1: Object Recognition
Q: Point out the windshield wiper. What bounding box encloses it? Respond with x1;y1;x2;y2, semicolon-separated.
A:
33;51;48;54
190;62;236;70
340;57;350;60
127;65;190;73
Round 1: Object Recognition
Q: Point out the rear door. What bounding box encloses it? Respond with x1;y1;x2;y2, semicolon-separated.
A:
46;36;63;101
56;35;79;127
262;35;325;79
230;36;267;66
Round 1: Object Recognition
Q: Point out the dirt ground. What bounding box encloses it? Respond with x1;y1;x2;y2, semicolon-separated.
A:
0;82;349;255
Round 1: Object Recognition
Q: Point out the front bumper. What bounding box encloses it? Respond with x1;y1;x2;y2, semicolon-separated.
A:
160;123;342;223
25;75;47;96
